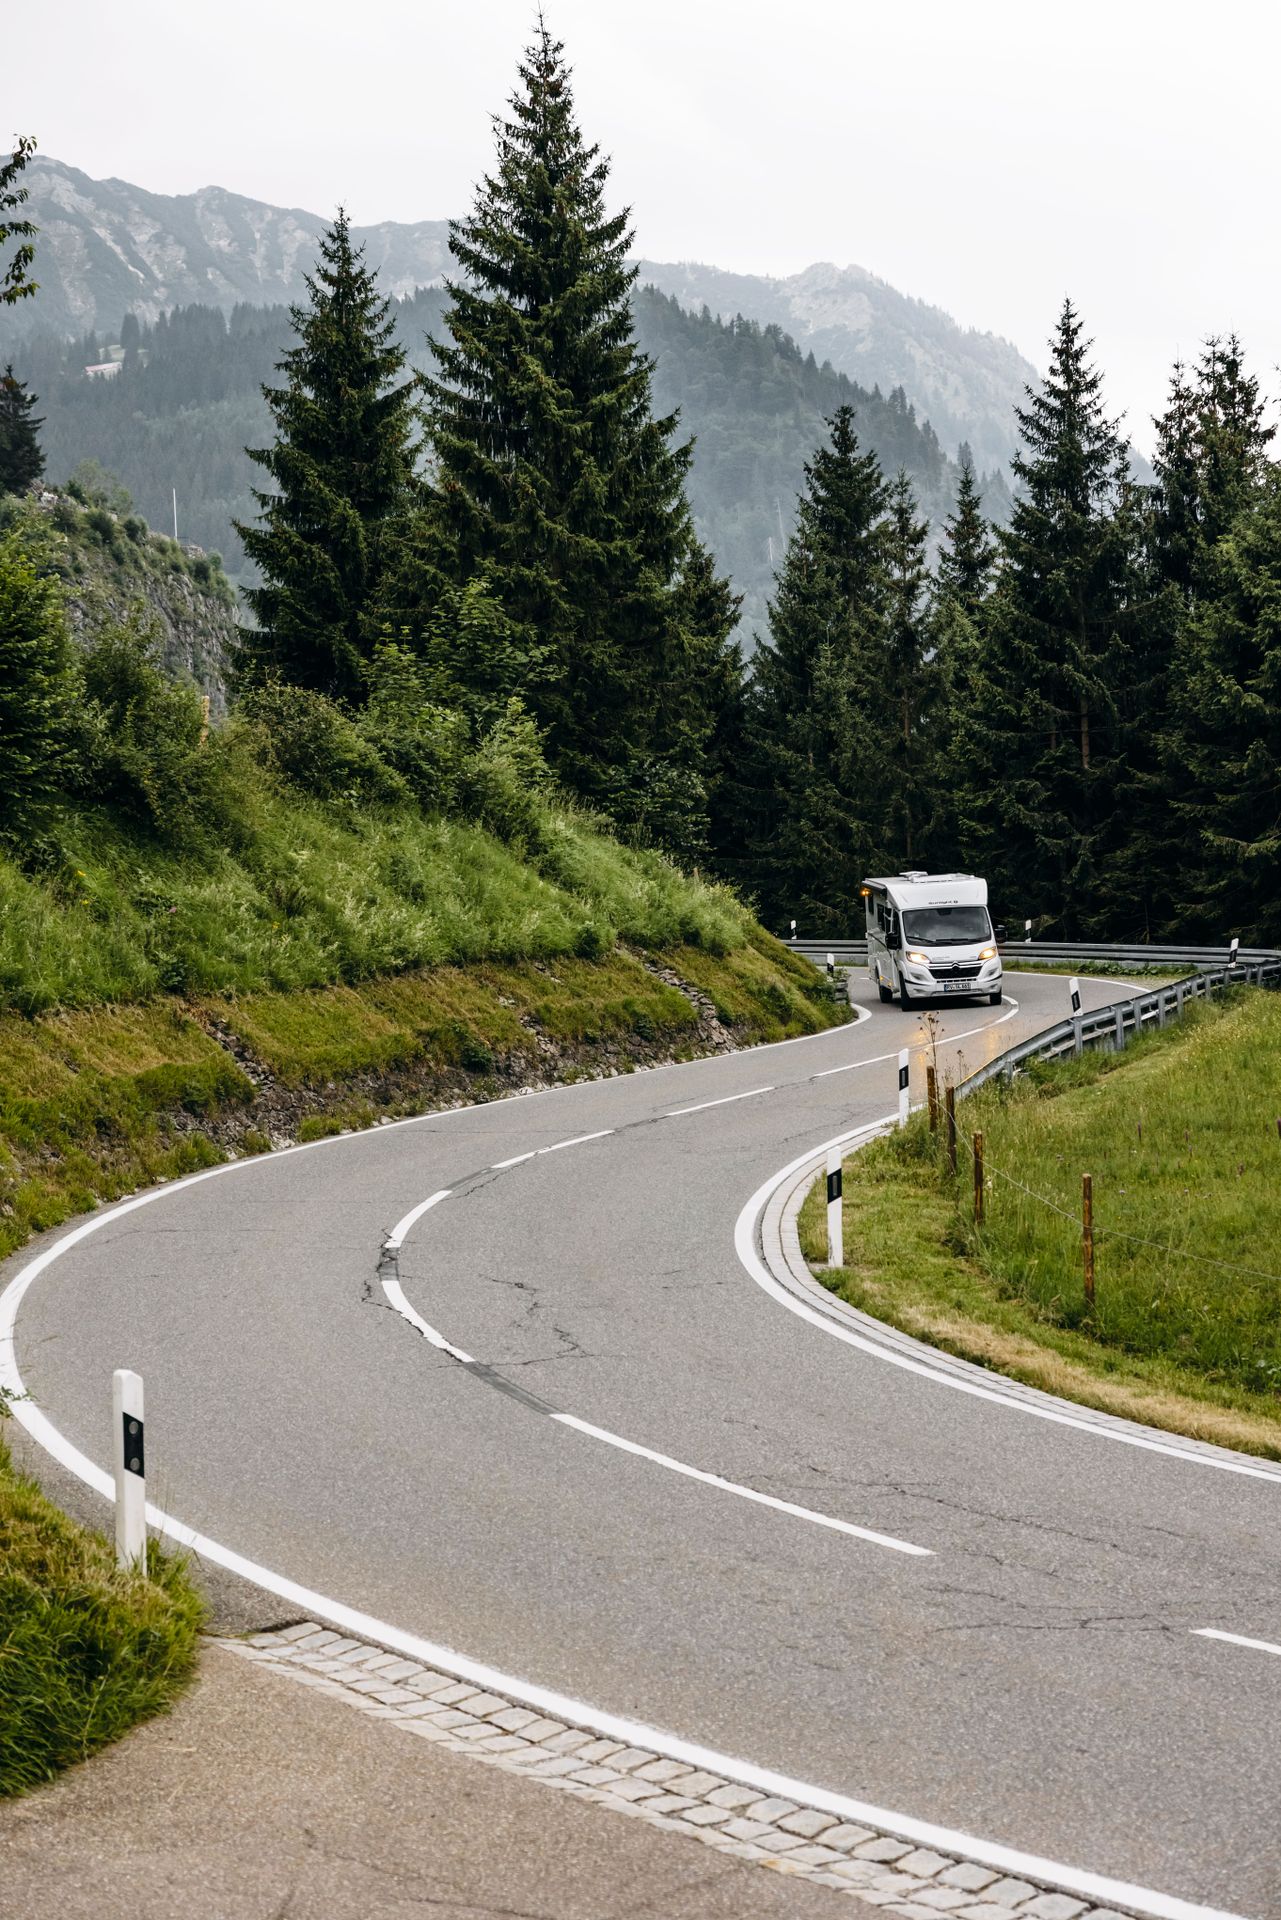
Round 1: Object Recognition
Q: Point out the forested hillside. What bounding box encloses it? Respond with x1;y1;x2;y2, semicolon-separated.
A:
5;154;1034;479
9;287;973;638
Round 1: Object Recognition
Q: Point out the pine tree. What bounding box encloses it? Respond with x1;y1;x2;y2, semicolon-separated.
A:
936;448;996;617
0;526;73;839
1152;337;1278;937
882;470;934;863
401;23;732;832
952;300;1134;932
235;211;417;702
1165;467;1281;940
740;406;893;930
0;364;44;494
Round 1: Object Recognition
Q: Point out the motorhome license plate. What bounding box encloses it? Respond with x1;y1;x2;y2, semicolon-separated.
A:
941;979;972;992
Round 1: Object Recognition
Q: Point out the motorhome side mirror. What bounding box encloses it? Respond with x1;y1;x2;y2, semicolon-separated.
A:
994;924;1008;944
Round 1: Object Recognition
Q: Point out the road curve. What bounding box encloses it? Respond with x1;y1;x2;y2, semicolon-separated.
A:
5;973;1279;1916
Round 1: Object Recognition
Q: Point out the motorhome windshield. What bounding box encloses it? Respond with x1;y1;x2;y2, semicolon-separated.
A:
901;905;991;946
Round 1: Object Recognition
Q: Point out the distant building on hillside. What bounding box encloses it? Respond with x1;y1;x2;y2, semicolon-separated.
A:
84;361;121;379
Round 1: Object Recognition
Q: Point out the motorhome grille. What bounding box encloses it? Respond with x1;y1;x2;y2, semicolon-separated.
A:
930;962;982;979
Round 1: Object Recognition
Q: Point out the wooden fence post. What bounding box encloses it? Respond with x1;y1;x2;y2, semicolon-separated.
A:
945;1085;957;1176
926;1064;938;1132
973;1131;985;1225
1082;1172;1095;1307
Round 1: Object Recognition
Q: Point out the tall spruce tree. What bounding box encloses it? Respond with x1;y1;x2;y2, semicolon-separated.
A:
951;300;1134;932
931;451;997;869
0;364;44;494
1164;466;1281;940
1153;337;1277;936
881;470;934;863
936;448;996;616
400;24;734;835
740;406;893;931
236;211;417;702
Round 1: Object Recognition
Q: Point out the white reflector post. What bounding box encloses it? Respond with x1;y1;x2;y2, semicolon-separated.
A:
1025;919;1033;942
1229;935;1240;971
112;1368;146;1570
825;1145;843;1268
826;951;835;979
790;919;797;941
1069;976;1083;1057
898;1048;910;1128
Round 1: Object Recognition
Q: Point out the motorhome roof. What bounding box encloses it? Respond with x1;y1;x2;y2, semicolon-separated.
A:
864;872;988;910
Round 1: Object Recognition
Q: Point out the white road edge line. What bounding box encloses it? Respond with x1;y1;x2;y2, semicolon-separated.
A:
736;1128;1281;1485
1192;1628;1281;1658
664;1085;774;1117
552;1413;930;1555
814;994;1022;1076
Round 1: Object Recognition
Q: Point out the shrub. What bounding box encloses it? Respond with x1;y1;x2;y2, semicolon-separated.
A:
0;528;75;845
72;616;237;848
240;681;408;808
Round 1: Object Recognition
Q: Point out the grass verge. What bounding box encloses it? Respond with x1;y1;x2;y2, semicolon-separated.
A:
800;992;1281;1457
0;1424;204;1796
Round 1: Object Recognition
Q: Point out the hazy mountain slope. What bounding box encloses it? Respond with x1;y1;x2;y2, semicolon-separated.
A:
7;157;452;337
13;287;975;647
10;159;1032;475
635;258;1038;476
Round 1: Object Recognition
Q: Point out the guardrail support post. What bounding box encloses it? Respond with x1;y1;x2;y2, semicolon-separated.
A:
1157;989;1168;1028
926;1063;938;1131
112;1368;146;1570
945;1085;957;1176
898;1049;910;1129
973;1131;985;1225
1082;1173;1095;1308
1068;977;1083;1057
825;1146;843;1268
1113;1003;1125;1051
1176;979;1185;1019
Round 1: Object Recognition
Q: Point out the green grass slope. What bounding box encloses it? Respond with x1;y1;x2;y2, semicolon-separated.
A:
0;1426;204;1797
802;994;1281;1455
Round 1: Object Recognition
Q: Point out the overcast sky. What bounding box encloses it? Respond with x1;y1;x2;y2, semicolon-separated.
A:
12;0;1279;450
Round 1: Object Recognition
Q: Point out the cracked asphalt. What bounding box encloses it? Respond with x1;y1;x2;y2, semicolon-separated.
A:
9;972;1281;1915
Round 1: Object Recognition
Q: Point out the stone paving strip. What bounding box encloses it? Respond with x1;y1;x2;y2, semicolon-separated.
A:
214;1623;1140;1920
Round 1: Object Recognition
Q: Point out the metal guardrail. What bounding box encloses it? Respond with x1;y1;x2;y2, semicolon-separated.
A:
960;956;1281;1096
791;936;1281;972
788;933;1281;1096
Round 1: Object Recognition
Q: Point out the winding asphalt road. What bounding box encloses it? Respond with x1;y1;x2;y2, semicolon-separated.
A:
6;972;1280;1916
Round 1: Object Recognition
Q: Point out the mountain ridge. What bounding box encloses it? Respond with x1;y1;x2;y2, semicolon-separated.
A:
8;157;1037;473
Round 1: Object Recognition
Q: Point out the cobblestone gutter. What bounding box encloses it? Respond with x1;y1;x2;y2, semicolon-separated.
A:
218;1625;1146;1920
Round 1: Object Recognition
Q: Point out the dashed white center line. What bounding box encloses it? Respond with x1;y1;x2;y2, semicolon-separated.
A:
1192;1628;1281;1659
492;1128;615;1169
664;1085;774;1117
386;1189;452;1250
552;1413;932;1556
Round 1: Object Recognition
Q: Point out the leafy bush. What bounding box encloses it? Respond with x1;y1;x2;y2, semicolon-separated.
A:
462;699;553;852
241;680;408;808
359;641;469;811
72;617;238;848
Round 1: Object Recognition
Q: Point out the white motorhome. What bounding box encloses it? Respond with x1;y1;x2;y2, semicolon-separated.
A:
863;872;1003;1009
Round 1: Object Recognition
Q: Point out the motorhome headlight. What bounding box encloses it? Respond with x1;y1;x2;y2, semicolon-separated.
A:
906;950;929;964
979;945;997;961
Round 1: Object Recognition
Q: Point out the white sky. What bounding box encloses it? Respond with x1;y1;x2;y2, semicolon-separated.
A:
11;0;1280;451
